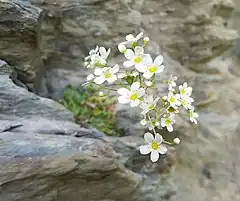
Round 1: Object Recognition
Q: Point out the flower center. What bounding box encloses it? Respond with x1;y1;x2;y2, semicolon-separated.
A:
151;141;159;150
130;93;138;100
149;65;157;73
168;107;174;112
169;96;176;103
133;56;142;64
104;72;112;78
148;104;155;110
165;119;172;125
180;88;185;95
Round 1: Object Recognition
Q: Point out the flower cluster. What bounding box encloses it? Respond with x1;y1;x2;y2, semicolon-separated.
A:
83;32;199;162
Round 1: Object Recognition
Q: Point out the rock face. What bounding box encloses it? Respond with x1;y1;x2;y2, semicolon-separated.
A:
1;0;240;201
0;0;238;99
0;60;142;201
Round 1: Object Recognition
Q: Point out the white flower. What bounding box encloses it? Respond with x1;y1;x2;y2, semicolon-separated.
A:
125;32;143;46
173;138;180;144
118;71;139;79
85;46;110;68
142;54;164;79
161;115;175;132
180;96;194;110
179;82;192;98
118;43;127;53
163;91;181;108
167;75;177;90
117;82;145;107
140;132;167;162
189;107;199;124
85;46;99;62
94;64;119;84
86;74;95;81
141;95;160;114
123;46;146;72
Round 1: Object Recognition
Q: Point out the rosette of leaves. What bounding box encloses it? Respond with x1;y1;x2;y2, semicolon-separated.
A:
59;85;120;136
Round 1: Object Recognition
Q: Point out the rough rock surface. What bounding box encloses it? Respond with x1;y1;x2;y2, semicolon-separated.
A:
1;0;240;201
0;0;238;99
0;60;142;201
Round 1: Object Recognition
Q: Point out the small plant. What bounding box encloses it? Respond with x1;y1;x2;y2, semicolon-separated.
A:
83;32;199;162
59;85;120;136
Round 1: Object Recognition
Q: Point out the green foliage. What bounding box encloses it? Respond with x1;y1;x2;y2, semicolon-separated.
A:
59;85;120;136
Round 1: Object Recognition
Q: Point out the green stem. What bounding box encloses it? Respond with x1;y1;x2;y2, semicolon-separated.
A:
139;73;142;86
147;113;157;135
163;140;174;145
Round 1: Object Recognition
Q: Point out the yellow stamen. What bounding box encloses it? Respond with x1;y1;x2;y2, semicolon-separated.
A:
133;56;142;64
148;65;157;73
104;72;112;78
130;93;138;100
151;141;159;150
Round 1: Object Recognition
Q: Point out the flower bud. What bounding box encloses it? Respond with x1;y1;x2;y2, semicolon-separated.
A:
99;91;104;96
173;138;180;144
140;119;147;126
143;37;149;45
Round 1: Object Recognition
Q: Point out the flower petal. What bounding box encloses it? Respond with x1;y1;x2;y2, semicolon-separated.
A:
130;99;140;107
156;65;164;73
131;82;140;91
134;46;144;55
144;132;154;143
150;150;159;162
142;54;153;65
87;74;94;81
154;55;163;66
118;43;127;53
153;97;160;104
109;64;119;73
155;133;163;143
136;32;143;40
138;88;145;97
94;68;103;76
118;73;126;79
94;76;105;84
126;34;135;41
143;71;153;79
118;88;130;96
123;61;134;68
140;145;151;155
167;125;173;132
107;75;117;83
135;63;146;73
124;49;134;60
161;121;166;127
99;47;106;56
158;146;167;154
118;96;130;104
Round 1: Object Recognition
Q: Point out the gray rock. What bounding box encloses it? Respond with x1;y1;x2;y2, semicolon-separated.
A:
1;0;240;201
0;60;143;201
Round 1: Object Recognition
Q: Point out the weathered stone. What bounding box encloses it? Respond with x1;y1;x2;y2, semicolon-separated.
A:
1;0;240;200
0;0;43;90
0;60;142;201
